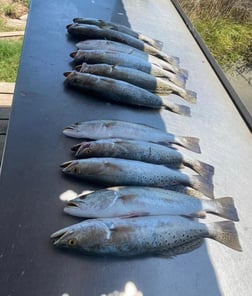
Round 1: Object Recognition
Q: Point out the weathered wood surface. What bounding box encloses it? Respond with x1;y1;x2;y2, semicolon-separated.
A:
0;82;14;163
0;31;24;38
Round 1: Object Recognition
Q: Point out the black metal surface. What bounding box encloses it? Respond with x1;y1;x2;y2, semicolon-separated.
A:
0;0;247;295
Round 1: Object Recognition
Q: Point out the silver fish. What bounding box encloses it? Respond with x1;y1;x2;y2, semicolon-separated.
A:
73;17;163;50
71;50;186;87
51;215;242;256
63;119;201;153
60;158;214;198
76;39;180;72
67;23;178;65
64;186;238;221
77;63;196;104
72;139;212;177
64;71;190;116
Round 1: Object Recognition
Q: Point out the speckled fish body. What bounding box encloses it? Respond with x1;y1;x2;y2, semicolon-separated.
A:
64;71;190;116
73;17;163;50
78;63;196;103
67;23;177;65
64;186;238;221
60;158;214;198
63;119;201;153
72;138;213;177
76;39;179;70
51;215;242;256
71;50;186;87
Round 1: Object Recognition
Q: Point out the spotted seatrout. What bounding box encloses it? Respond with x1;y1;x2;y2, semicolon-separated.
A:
60;158;214;198
64;186;238;221
63;119;201;153
71;50;186;87
67;23;178;65
72;139;212;177
51;215;242;257
77;63;196;103
64;71;190;116
76;40;180;72
73;17;163;50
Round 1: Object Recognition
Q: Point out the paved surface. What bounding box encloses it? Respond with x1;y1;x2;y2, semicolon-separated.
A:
0;1;251;295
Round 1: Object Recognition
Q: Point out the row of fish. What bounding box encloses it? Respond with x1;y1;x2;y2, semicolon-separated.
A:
51;18;241;257
63;17;197;116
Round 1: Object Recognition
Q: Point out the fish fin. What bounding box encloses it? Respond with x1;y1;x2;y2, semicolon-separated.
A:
152;39;163;50
120;194;138;202
164;163;184;169
104;161;123;172
119;212;150;218
182;89;197;104
191;175;214;199
208;221;242;251
178;68;189;80
157;239;203;258
176;136;201;153
170;72;186;88
195;211;207;218
162;98;191;117
212;197;239;221
183;158;214;178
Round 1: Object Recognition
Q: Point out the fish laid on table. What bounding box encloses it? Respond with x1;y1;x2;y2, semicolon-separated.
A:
76;39;181;73
67;23;178;66
73;17;163;50
51;215;242;256
72;138;212;177
77;63;196;104
71;50;186;87
63;119;201;153
64;186;238;221
64;71;190;116
60;158;214;198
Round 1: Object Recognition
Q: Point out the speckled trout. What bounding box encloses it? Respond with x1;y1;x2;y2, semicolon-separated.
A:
76;39;180;72
63;120;201;153
64;186;238;221
77;63;196;103
60;158;214;198
73;17;163;50
64;71;190;116
70;50;186;87
72;139;212;177
51;216;242;256
67;23;177;65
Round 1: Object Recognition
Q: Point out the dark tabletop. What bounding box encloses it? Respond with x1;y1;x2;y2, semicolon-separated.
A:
0;0;251;295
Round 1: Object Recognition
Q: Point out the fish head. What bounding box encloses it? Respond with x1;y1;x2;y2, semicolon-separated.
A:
71;142;95;158
60;160;83;176
51;220;113;253
63;122;84;138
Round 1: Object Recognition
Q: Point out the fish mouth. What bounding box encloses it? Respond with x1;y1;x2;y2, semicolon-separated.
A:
50;228;70;246
71;142;91;157
70;51;77;58
66;23;73;30
75;65;82;72
60;160;77;172
64;71;72;77
66;201;80;208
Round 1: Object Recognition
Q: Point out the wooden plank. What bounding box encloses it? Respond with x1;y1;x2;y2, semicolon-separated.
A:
0;93;13;107
0;135;6;160
0;107;11;119
0;82;15;94
0;31;24;38
0;120;8;135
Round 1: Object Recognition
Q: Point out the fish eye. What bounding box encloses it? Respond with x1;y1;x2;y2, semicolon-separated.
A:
68;238;78;246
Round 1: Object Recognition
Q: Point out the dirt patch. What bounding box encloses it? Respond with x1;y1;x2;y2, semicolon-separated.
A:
0;0;28;23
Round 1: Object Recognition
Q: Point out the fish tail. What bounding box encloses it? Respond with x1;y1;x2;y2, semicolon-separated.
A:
208;221;242;251
190;175;214;198
147;38;163;50
170;56;180;66
184;157;214;178
162;98;191;117
178;68;189;80
170;72;186;88
175;136;201;153
181;89;197;104
212;197;239;221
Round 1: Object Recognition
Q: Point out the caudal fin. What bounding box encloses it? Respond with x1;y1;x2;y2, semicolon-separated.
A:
175;136;201;153
190;159;215;179
208;221;242;251
162;99;191;117
191;175;214;198
181;90;197;104
212;197;239;221
178;68;189;80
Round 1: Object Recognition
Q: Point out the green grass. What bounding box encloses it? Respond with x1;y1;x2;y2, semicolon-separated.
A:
0;39;23;82
193;18;252;69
